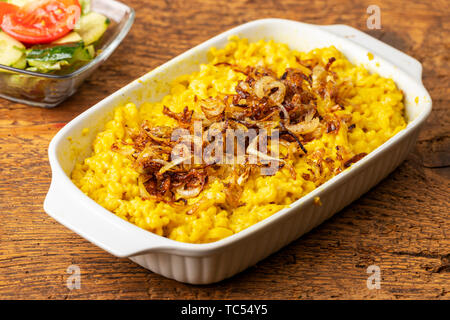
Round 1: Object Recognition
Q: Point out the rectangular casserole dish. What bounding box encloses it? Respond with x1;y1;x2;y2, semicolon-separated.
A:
44;19;432;284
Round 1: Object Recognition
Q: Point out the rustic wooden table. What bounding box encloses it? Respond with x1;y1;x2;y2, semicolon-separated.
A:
0;0;448;300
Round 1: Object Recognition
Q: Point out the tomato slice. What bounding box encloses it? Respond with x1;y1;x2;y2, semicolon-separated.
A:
0;3;19;24
1;0;81;44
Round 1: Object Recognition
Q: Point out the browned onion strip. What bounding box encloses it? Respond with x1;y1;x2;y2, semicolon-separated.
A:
344;153;367;168
201;98;225;119
280;122;308;155
176;186;202;198
254;76;286;105
247;134;284;164
285;117;320;135
159;156;192;174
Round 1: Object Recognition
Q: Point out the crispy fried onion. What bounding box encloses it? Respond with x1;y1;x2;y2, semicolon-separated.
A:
111;59;354;209
254;76;286;105
201;98;225;120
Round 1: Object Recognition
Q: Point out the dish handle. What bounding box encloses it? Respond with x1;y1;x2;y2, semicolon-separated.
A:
321;24;423;83
44;177;177;258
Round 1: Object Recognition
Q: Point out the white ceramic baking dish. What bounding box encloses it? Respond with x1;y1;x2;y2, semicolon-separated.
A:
44;19;432;284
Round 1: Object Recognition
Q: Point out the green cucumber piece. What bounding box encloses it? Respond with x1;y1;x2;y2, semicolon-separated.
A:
53;32;83;45
85;45;95;58
72;45;94;61
26;42;92;73
28;60;69;71
26;43;82;62
11;55;27;69
75;12;110;45
0;31;26;68
79;0;91;15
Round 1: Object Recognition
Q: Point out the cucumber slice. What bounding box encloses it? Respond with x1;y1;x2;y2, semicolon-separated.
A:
0;31;26;68
75;12;110;45
11;55;27;69
26;43;82;62
28;60;69;71
53;32;83;45
79;0;91;15
85;45;95;58
72;46;94;61
26;43;93;73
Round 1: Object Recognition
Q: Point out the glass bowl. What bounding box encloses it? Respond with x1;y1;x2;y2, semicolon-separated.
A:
0;0;135;108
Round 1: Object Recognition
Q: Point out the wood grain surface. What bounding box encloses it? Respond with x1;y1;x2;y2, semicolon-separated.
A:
0;0;449;300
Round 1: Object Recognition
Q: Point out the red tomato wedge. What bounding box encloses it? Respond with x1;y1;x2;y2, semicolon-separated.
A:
0;3;19;24
1;0;81;44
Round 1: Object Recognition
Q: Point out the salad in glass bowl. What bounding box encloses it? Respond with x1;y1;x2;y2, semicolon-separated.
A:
0;0;134;107
0;0;110;75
